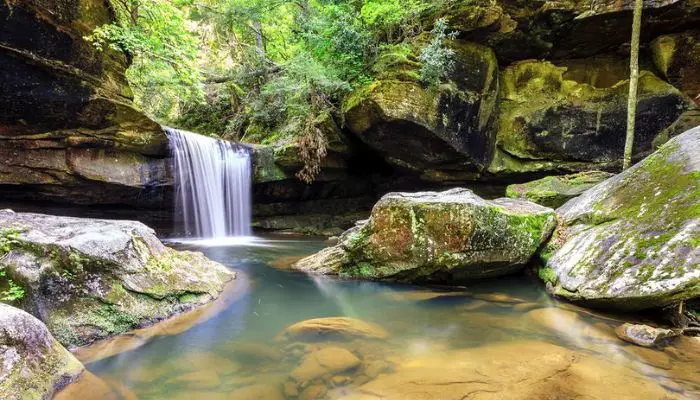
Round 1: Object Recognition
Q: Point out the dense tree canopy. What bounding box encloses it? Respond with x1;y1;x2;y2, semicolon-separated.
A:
89;0;456;138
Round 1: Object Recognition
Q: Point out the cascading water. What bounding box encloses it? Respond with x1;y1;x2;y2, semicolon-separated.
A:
166;127;252;238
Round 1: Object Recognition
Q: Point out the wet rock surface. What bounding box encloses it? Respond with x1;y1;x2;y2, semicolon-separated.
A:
277;317;390;342
615;323;681;348
338;340;683;400
0;210;234;347
295;188;557;281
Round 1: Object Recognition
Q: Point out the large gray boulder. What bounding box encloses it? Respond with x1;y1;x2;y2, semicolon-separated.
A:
0;210;234;347
294;188;556;282
539;127;700;311
0;303;84;400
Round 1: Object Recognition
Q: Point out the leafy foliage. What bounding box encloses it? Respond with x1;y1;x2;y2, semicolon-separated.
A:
90;0;461;181
86;0;203;120
1;228;24;302
419;18;457;86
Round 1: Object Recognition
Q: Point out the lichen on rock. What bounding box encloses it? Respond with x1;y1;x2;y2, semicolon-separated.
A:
489;59;692;176
0;210;234;347
343;40;499;179
294;188;557;282
506;171;614;208
0;303;84;400
540;126;700;311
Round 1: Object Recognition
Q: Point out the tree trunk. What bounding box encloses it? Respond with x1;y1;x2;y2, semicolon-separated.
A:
623;0;644;170
253;19;265;57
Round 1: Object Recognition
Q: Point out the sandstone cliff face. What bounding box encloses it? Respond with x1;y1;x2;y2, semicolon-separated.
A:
0;0;169;208
0;0;699;219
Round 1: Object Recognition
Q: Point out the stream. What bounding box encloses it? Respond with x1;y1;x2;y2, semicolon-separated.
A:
61;236;699;399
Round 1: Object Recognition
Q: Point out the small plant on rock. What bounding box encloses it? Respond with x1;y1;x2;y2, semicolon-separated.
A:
419;18;457;86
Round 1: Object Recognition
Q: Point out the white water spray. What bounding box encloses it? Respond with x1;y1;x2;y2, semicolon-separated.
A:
166;127;252;238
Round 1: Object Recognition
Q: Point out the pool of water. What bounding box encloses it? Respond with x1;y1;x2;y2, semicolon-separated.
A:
62;236;700;400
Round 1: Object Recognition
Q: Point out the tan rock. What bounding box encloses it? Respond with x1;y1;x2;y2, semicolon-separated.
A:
270;255;305;270
363;360;391;378
283;381;299;397
168;391;231;400
230;384;284;400
298;383;328;400
178;352;241;375
459;299;489;311
382;290;471;302
332;375;352;386
170;370;221;389
524;307;582;336
229;342;284;363
473;292;526;303
339;341;680;399
582;322;618;342
291;347;361;383
512;302;543;312
277;317;389;342
55;372;127;400
667;336;700;362
622;346;673;370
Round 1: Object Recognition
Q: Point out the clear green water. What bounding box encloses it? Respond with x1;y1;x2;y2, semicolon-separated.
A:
77;237;699;400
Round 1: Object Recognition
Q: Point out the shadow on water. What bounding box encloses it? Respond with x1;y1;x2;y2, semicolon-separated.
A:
65;237;699;400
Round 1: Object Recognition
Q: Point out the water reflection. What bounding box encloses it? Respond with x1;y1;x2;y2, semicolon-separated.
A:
71;237;699;400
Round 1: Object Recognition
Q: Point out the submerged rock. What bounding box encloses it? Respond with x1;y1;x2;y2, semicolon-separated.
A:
295;188;556;282
340;340;680;400
0;303;84;400
489;60;691;176
615;323;680;348
0;210;234;347
277;317;389;342
539;126;700;311
290;347;361;383
506;171;614;208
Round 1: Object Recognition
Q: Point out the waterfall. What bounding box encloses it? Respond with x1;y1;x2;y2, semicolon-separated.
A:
166;127;252;238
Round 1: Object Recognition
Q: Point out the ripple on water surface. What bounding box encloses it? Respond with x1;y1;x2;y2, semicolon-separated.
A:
61;237;700;400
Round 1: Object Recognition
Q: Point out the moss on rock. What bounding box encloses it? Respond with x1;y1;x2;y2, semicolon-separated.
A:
343;40;499;178
295;188;556;282
0;210;234;347
489;60;692;176
506;171;614;208
540;126;700;311
0;303;84;400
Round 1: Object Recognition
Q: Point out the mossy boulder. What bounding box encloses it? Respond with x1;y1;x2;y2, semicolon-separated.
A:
0;303;84;400
651;29;700;105
539;126;700;311
294;188;557;282
0;210;234;347
506;171;614;209
344;41;499;181
489;60;691;176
